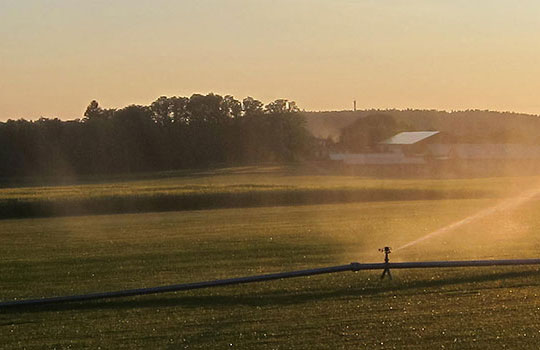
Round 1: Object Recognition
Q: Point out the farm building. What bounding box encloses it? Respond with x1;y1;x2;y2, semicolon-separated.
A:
329;131;540;165
330;131;442;165
379;131;441;155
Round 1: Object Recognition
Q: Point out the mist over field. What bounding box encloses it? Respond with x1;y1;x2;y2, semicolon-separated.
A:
2;168;540;348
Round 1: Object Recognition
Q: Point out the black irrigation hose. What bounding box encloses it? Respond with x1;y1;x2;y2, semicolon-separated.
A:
1;259;539;308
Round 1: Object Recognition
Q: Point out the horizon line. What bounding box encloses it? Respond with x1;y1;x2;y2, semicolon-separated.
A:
3;107;540;122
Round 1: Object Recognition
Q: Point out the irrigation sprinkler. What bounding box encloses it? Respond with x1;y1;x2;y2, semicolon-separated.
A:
379;246;392;280
1;251;540;308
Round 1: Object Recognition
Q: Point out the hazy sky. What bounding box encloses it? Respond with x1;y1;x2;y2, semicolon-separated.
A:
2;0;540;120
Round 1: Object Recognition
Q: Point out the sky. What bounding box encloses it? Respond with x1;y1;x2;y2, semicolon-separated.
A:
1;0;540;120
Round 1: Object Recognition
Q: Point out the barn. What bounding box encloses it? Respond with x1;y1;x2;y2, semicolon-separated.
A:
329;130;540;165
329;131;442;165
379;131;441;156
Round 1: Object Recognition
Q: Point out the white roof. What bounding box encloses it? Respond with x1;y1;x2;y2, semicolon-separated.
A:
381;131;440;145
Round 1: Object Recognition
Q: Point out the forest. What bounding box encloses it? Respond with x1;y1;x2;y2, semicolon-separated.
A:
0;94;313;178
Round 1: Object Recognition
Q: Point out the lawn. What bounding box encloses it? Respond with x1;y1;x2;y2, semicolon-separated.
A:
1;179;540;349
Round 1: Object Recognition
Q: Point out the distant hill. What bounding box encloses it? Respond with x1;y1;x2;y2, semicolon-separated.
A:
302;110;540;144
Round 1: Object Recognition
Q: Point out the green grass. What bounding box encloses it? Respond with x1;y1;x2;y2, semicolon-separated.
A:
1;187;540;348
3;166;537;201
1;165;539;218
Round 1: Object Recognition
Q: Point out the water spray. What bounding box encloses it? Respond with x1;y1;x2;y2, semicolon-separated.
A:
1;249;539;308
396;186;540;251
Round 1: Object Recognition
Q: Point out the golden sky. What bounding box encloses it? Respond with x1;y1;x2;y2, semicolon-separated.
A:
1;0;540;120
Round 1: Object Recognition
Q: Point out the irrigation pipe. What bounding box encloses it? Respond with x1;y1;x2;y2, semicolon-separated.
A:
1;258;540;308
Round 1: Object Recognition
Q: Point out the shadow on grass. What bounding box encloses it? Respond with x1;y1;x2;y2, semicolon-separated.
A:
1;268;538;315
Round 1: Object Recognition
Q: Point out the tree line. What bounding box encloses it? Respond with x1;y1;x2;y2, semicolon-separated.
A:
304;109;540;145
0;94;314;178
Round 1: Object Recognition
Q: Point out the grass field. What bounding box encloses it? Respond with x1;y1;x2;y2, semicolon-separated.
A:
1;168;540;348
1;166;538;219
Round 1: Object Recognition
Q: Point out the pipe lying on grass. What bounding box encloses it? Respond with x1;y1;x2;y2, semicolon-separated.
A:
1;257;540;308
